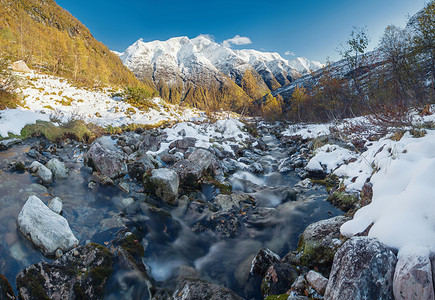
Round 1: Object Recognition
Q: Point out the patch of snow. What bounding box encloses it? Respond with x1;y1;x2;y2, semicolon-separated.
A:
12;71;202;129
341;130;435;253
0;108;50;137
282;123;331;139
308;144;356;173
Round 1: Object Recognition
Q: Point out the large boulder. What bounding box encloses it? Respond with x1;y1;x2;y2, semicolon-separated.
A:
29;161;53;184
16;243;113;300
17;195;78;256
173;278;243;300
324;237;396;300
84;141;127;179
143;168;179;205
45;158;69;180
393;247;434;300
297;216;348;274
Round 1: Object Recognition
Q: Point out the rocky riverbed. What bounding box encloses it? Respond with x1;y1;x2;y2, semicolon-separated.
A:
0;118;421;300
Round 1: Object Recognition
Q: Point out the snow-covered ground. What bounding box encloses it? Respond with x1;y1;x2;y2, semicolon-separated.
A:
284;115;435;255
0;70;209;138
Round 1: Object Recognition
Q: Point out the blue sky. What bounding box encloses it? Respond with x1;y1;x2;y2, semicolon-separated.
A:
57;0;427;63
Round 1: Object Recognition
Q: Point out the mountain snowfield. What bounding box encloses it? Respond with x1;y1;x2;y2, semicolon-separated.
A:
117;36;323;88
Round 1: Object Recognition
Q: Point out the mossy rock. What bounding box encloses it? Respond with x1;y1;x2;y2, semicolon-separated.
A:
16;243;114;300
327;191;359;212
20;120;103;143
297;216;349;276
119;233;145;259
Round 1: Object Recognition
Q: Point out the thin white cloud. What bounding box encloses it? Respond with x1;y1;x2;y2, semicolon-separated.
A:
222;35;252;48
285;51;295;56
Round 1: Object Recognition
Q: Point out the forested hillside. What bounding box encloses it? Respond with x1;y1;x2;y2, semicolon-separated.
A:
0;0;154;92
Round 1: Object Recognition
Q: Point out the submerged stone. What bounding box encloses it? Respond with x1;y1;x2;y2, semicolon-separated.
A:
45;158;69;180
29;161;53;184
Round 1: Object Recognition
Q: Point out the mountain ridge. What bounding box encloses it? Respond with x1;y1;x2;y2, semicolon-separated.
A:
116;36;323;109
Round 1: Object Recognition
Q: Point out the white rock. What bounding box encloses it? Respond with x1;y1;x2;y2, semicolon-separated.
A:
11;60;31;72
29;161;53;184
306;270;328;295
48;197;63;214
46;158;69;179
17;195;78;255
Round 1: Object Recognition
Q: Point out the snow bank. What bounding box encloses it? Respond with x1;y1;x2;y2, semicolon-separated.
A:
306;144;356;173
0;108;50;137
341;130;435;253
282;123;330;139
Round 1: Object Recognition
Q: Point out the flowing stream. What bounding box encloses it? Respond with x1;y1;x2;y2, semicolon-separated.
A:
0;131;342;299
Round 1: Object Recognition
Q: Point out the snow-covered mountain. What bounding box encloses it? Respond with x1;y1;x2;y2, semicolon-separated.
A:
288;57;324;74
117;36;323;104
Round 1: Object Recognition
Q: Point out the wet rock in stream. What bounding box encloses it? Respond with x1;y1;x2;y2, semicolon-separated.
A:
17;195;78;256
84;139;127;180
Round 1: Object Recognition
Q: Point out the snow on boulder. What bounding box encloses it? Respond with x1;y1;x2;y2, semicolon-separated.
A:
307;144;356;174
393;246;434;300
46;158;69;180
324;237;396;300
29;161;53;184
144;168;179;205
17;195;78;256
305;159;323;172
11;60;31;72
